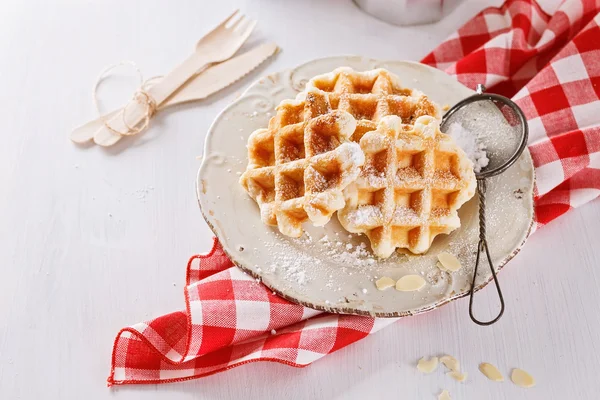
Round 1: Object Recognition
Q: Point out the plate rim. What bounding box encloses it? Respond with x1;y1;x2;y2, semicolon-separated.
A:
197;55;536;318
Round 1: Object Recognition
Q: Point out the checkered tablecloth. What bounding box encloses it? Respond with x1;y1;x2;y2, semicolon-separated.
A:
422;0;600;226
108;0;600;386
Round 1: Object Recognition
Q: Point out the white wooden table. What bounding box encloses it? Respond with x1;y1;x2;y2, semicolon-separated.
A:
2;1;598;399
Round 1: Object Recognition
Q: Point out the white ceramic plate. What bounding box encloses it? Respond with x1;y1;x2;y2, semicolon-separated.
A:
197;56;534;317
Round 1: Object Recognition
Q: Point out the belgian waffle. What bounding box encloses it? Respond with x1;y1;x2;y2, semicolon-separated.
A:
240;109;365;237
338;115;476;258
303;67;440;143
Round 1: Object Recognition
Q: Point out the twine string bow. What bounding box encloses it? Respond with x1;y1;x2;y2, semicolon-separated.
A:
93;61;161;136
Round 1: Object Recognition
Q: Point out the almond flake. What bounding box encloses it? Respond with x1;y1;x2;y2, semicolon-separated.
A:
511;368;535;388
437;252;462;272
416;356;438;374
447;370;468;382
395;275;426;291
438;390;451;400
436;261;448;272
479;362;504;382
440;355;460;372
375;276;395;290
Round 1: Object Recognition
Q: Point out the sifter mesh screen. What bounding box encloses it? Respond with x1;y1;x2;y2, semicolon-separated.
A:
441;97;528;178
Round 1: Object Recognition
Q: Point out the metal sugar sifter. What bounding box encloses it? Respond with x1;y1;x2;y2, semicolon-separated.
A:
440;84;529;326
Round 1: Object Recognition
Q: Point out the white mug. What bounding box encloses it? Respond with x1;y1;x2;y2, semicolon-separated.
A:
354;0;444;26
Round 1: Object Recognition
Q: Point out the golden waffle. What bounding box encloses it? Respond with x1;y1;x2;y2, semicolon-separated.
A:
240;109;365;237
338;115;476;258
303;67;440;143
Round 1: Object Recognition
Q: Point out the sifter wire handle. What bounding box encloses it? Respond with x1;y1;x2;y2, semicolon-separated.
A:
468;178;505;326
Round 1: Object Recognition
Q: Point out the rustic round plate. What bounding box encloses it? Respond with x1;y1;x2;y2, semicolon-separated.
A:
197;56;535;317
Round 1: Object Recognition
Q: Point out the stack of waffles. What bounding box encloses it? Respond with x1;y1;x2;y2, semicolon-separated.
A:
240;67;476;258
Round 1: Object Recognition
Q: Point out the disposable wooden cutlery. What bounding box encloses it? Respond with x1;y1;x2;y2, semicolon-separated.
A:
70;42;278;144
76;9;257;147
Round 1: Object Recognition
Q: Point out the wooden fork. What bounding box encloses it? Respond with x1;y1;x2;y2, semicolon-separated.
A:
93;9;256;147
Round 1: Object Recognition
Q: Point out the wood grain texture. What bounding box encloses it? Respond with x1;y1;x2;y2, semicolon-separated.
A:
0;0;597;399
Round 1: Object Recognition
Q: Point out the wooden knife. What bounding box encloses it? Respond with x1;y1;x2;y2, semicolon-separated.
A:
70;42;279;145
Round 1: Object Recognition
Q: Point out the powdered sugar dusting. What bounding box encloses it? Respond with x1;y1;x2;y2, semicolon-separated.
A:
347;205;383;226
259;224;381;291
263;239;317;287
346;141;366;165
392;206;420;223
446;122;489;173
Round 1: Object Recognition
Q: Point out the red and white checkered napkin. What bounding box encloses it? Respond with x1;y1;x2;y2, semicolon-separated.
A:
109;239;396;385
422;0;600;226
108;0;600;385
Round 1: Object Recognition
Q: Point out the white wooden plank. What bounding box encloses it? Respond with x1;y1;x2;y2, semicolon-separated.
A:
1;0;598;399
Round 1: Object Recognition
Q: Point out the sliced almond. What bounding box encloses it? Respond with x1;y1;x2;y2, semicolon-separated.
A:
511;368;535;388
447;370;468;382
375;276;396;290
440;355;460;372
395;275;426;291
416;356;438;373
438;389;451;400
436;261;448;272
437;252;462;272
479;362;504;382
